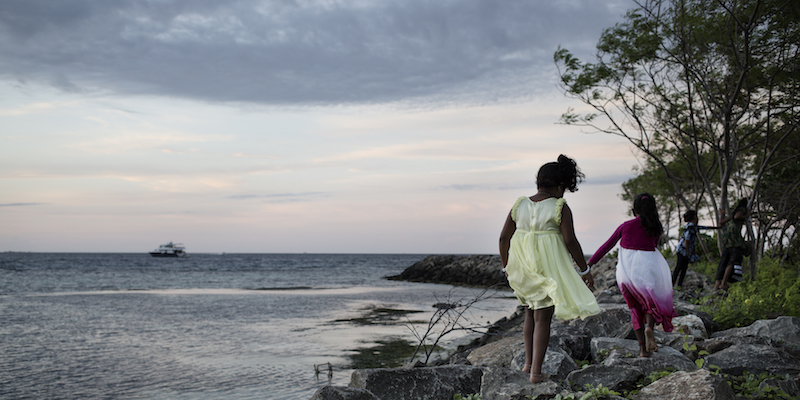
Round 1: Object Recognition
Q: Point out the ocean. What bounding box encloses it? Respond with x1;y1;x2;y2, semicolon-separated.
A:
0;252;519;400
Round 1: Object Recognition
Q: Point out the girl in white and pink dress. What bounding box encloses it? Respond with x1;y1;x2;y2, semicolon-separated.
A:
587;193;676;357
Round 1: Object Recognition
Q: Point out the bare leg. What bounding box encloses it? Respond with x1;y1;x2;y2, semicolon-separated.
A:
530;306;554;383
633;328;649;357
522;308;533;373
720;264;735;290
644;314;657;353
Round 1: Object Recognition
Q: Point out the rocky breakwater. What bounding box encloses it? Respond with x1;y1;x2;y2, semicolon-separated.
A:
386;254;508;288
311;255;800;400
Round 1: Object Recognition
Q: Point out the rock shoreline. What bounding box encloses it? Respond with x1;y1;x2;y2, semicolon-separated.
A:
386;254;508;288
312;255;800;400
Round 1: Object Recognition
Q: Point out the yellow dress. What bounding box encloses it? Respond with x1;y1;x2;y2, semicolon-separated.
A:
506;196;600;320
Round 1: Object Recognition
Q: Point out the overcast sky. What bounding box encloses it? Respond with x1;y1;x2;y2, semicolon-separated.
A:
1;0;645;254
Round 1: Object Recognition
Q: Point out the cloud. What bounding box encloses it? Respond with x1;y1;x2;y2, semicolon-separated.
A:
0;0;626;105
228;191;331;203
434;171;634;193
0;101;75;116
0;202;48;207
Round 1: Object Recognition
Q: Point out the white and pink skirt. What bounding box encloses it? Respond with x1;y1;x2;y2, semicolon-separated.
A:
616;247;677;332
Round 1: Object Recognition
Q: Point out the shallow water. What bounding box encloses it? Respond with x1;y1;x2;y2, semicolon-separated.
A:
0;253;518;400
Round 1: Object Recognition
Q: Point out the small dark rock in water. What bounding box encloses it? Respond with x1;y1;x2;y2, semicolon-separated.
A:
432;302;460;310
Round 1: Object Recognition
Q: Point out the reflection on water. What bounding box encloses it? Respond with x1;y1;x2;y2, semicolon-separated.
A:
0;253;518;400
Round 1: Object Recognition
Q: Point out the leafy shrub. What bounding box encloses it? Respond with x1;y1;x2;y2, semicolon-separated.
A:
702;258;800;330
579;384;621;400
453;394;481;400
691;260;718;280
698;232;721;260
728;372;794;399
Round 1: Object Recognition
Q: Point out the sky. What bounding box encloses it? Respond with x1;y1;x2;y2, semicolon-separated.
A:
0;0;644;254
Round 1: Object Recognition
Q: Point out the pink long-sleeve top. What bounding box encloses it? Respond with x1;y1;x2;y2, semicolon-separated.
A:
587;217;661;265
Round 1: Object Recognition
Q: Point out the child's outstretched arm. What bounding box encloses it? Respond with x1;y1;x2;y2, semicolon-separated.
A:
587;223;623;266
499;211;515;271
560;204;593;287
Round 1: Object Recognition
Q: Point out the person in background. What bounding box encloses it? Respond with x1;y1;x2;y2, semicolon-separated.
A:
713;199;750;291
499;154;599;384
673;210;718;288
587;193;676;357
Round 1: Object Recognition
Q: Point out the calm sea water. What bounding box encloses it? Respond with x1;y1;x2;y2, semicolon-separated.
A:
0;253;518;400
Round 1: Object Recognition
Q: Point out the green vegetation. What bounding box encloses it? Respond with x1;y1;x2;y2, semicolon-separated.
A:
334;306;424;326
558;384;623;400
682;341;716;370
690;260;718;280
347;338;418;369
700;258;800;330
619;368;676;398
727;372;795;399
580;384;621;400
556;0;800;279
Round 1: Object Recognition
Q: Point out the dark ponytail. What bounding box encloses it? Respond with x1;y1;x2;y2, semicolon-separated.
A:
536;154;585;192
633;192;663;238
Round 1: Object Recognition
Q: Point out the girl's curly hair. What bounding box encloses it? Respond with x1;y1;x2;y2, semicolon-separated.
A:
536;154;584;192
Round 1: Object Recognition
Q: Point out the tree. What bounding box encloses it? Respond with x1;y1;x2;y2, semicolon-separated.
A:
620;156;708;245
555;0;800;273
754;128;800;267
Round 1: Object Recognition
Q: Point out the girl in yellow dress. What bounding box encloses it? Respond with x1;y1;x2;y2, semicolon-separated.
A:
499;155;600;383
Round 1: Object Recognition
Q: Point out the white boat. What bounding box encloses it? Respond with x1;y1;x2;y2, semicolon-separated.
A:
149;242;187;257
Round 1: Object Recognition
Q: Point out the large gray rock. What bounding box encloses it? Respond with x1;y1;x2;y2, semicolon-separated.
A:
349;365;483;400
671;314;709;338
550;322;592;361
602;344;697;377
588;257;618;291
591;337;641;362
595;289;625;304
704;344;800;376
509;345;578;380
479;366;566;400
633;369;735;400
672;303;717;335
655;331;699;355
349;366;483;400
760;376;800;398
711;316;800;351
569;304;633;339
566;364;644;392
310;386;380;400
466;336;521;368
468;334;579;380
697;335;777;355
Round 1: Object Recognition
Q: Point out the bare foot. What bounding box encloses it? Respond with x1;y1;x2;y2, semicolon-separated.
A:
530;373;548;384
522;364;531;374
639;350;652;358
645;327;657;353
